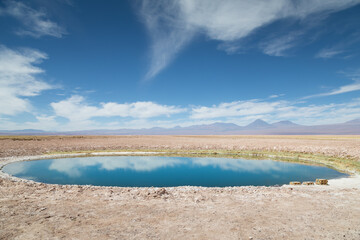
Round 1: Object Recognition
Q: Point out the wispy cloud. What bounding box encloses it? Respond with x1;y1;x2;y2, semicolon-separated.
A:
51;95;186;122
315;25;360;59
138;0;360;79
138;1;196;80
190;98;360;126
191;100;283;119
315;48;344;59
261;32;303;57
304;70;360;98
269;94;284;99
0;0;66;38
0;45;54;116
306;82;360;98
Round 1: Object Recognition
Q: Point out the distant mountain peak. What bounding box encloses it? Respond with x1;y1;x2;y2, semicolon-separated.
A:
272;120;301;127
275;120;293;124
185;122;241;131
209;122;239;127
245;119;271;128
253;119;268;123
13;129;46;133
1;118;360;135
346;118;360;124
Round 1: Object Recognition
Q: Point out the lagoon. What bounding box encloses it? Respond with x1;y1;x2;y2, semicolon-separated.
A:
2;156;347;187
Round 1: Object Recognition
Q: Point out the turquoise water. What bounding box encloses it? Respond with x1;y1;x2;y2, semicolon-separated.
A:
2;156;347;187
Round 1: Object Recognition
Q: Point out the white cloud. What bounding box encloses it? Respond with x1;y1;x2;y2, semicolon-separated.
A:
269;94;284;99
191;100;284;119
304;70;360;98
315;82;360;97
0;0;66;38
315;48;343;59
1;97;360;131
261;32;302;57
51;95;186;122
0;45;53;116
24;115;59;130
273;101;360;125
138;0;360;78
315;30;360;59
190;98;360;125
138;1;196;80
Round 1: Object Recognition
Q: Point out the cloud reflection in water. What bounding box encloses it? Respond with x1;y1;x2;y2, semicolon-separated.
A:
3;161;29;175
192;158;285;173
48;156;289;177
48;156;184;177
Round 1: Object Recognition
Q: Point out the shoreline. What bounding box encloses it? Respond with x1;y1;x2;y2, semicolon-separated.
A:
1;152;359;189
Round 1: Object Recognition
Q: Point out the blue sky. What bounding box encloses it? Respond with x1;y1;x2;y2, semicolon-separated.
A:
1;0;360;131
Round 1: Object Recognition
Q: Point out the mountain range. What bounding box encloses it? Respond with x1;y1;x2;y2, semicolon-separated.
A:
1;118;360;135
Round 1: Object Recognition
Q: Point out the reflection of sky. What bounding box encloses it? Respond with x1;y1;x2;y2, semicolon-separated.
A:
192;158;284;173
2;157;346;186
48;156;184;177
21;176;39;181
47;156;290;177
2;162;29;175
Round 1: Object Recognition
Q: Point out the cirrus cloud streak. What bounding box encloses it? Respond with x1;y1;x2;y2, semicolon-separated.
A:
0;0;66;38
138;0;360;79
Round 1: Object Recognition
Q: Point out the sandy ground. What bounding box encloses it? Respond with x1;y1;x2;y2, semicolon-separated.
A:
1;136;360;239
0;135;360;159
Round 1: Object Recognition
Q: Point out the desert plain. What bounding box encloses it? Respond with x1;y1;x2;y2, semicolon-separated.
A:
0;135;360;239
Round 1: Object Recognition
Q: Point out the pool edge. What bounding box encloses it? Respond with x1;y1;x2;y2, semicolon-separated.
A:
1;151;359;189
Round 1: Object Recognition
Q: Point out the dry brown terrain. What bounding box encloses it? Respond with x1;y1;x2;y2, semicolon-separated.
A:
1;135;360;239
0;135;360;159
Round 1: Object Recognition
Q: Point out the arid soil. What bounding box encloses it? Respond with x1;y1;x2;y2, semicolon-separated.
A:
1;136;360;240
0;135;360;159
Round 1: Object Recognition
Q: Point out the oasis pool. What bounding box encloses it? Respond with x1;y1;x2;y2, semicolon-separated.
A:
2;156;347;187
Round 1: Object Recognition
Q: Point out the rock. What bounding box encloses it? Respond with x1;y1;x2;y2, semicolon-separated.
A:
302;181;314;185
156;188;167;196
39;207;47;212
315;179;328;185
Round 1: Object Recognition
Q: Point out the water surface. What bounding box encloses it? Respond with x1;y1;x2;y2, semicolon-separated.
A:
2;156;347;187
